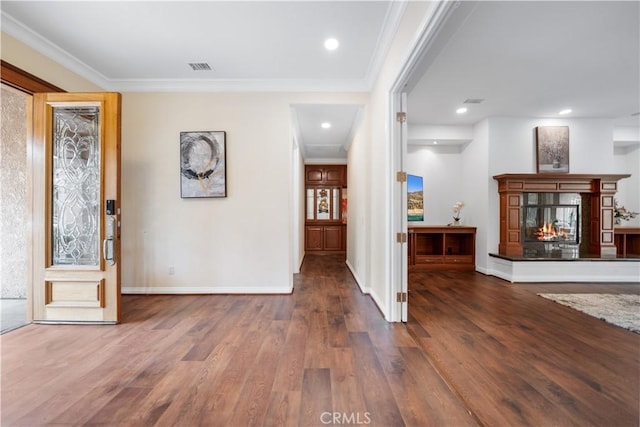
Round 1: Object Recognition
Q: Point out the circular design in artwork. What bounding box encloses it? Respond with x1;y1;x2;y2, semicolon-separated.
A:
180;134;220;180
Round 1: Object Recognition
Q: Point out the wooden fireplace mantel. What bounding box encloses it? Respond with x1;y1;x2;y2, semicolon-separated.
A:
493;173;631;257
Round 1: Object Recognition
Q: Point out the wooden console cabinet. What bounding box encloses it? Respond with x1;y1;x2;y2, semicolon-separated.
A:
614;227;640;257
408;226;476;270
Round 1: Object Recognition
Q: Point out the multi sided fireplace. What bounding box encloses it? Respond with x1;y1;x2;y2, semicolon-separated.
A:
493;174;631;258
521;193;580;256
522;193;580;244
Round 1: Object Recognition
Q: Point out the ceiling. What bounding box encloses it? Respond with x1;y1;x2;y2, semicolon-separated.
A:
407;1;640;131
2;1;639;160
1;0;400;163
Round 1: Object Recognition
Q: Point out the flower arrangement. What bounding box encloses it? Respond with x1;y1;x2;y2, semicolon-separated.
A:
452;201;464;221
614;199;638;224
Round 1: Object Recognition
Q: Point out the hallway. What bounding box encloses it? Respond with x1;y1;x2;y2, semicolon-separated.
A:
1;255;638;426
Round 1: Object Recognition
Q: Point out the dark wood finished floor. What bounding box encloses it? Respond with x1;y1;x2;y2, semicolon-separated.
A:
1;255;638;426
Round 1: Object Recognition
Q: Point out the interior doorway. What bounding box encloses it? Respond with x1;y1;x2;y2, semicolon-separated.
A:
0;83;30;333
388;1;469;322
1;61;65;331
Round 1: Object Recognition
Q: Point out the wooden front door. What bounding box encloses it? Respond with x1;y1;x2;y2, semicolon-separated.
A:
32;93;121;323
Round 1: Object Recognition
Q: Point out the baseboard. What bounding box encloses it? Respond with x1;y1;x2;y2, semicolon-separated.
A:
475;265;490;275
346;259;369;294
122;285;293;295
368;288;391;321
344;260;391;320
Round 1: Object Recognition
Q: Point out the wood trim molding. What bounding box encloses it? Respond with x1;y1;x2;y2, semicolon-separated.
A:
3;61;64;322
1;60;64;94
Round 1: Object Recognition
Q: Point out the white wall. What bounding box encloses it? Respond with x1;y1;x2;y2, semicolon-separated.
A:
121;92;367;293
348;1;438;318
463;119;491;272
614;145;640;227
292;134;305;274
405;145;463;225
346;108;371;292
122;93;292;292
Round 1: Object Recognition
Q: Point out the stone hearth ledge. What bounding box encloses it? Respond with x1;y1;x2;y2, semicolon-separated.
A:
488;253;640;283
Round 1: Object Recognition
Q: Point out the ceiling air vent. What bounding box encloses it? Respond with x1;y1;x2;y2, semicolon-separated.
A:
188;62;213;71
463;98;485;104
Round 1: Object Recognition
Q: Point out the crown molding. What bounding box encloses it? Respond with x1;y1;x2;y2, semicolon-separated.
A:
1;11;112;90
108;78;370;93
363;0;408;90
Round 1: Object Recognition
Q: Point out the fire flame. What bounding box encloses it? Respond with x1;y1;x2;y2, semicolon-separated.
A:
535;222;569;241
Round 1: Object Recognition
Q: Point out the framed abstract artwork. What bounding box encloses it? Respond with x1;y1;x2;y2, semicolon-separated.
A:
407;174;424;221
536;126;569;173
180;131;227;198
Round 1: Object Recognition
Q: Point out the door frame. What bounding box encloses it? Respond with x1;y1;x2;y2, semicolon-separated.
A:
1;60;65;321
32;92;122;323
387;1;461;322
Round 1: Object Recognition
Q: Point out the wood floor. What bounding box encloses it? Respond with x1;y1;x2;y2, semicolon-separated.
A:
1;255;638;426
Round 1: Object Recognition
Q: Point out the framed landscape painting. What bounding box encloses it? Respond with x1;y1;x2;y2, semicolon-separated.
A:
180;131;227;198
407;174;424;221
536;126;569;173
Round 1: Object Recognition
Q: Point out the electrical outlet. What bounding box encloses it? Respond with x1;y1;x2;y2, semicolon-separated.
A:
168;266;175;275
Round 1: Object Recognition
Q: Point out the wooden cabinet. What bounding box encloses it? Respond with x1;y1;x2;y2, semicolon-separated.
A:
305;165;347;254
305;226;324;251
409;226;476;270
305;225;344;252
305;165;346;187
614;228;640;257
324;226;343;251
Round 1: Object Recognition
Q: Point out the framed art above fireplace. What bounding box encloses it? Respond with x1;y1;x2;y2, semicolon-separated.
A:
536;126;569;173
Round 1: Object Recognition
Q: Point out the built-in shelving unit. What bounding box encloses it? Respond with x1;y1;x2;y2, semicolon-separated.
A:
408;226;476;270
305;165;347;254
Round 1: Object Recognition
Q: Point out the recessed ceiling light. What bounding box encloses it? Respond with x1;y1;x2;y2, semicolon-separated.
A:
559;109;572;115
321;122;331;129
433;141;438;145
324;38;339;51
456;107;468;114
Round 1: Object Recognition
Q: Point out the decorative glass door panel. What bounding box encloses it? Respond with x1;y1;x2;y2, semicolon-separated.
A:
317;188;331;220
332;189;340;220
33;93;121;323
306;187;340;221
306;188;315;220
52;107;101;266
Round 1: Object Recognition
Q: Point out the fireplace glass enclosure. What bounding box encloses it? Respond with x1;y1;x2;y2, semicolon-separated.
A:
522;193;581;254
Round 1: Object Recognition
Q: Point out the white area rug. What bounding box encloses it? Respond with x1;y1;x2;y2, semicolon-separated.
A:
537;293;640;334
